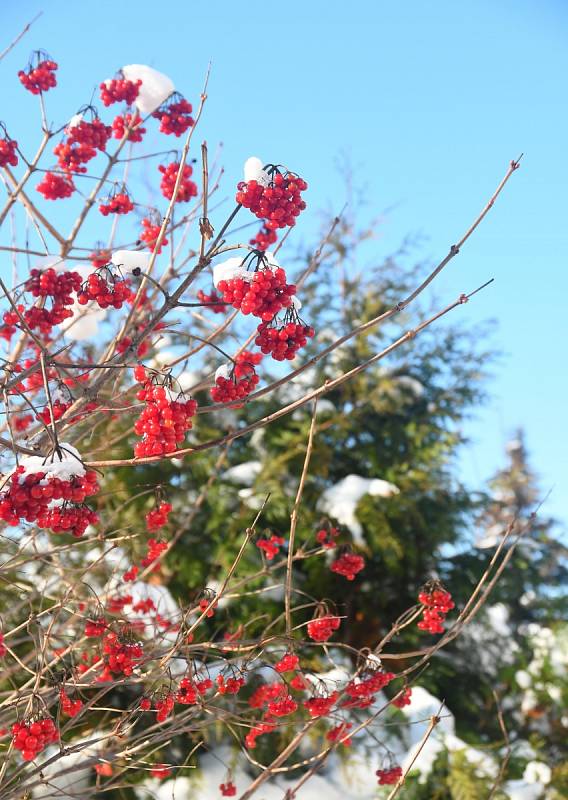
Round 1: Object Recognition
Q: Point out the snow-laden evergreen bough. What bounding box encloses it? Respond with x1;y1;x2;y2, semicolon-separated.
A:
0;48;530;800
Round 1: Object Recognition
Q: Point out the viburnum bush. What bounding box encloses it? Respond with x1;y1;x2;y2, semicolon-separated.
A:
0;44;546;800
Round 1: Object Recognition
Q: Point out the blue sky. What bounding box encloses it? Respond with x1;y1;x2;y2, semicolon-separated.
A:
1;0;567;526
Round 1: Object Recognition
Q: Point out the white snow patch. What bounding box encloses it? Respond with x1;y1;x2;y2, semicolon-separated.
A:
121;64;174;114
238;487;264;510
213;256;249;287
523;761;551;785
319;474;400;544
66;112;83;129
244;156;270;186
111;249;151;271
223;461;262;485
214;363;231;381
17;444;85;482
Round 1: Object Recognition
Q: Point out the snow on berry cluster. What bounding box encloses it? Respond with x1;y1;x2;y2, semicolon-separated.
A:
210;351;262;405
236;157;307;230
12;717;59;761
133;366;198;457
77;267;130;309
0;446;99;537
158;161;198;202
18;54;58;94
417;583;455;633
213;251;296;321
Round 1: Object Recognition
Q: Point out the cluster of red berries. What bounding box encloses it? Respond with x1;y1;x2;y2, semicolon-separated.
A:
89;248;112;268
343;669;395;709
14;414;34;431
220;781;237;797
139;218;168;253
326;722;353;746
133;366;198;457
175;677;198;705
99;191;134;216
101;631;143;677
376;766;403;785
267;694;298;717
417;585;455;634
67;117;112;151
216;674;245;695
152;95;194;136
210;353;261;405
145;501;172;531
197;288;227;313
245;720;275;749
0;463;99;528
151;765;172;779
23;267;82;333
141;538;168;567
0;307;22;341
37;503;99;538
0;631;6;657
85;618;106;637
316;526;340;548
255;317;314;360
36;398;70;425
198;595;218;617
100;77;142;107
123;565;139;582
12;717;59;761
25;267;81;300
249;224;277;251
248;681;287;709
330;552;365;581
77;269;131;309
24;304;72;333
256;534;284;560
0;135;18;168
60;689;83;717
158;162;198;202
54;141;96;173
275;652;299;673
392;686;412;708
304;691;339;718
112;112;146;142
18;58;58;94
216;265;296;321
236;170;307;230
307;614;341;642
154;693;175;722
36;171;75;200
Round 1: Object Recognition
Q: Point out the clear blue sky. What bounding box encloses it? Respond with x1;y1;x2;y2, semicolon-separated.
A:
1;0;567;527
